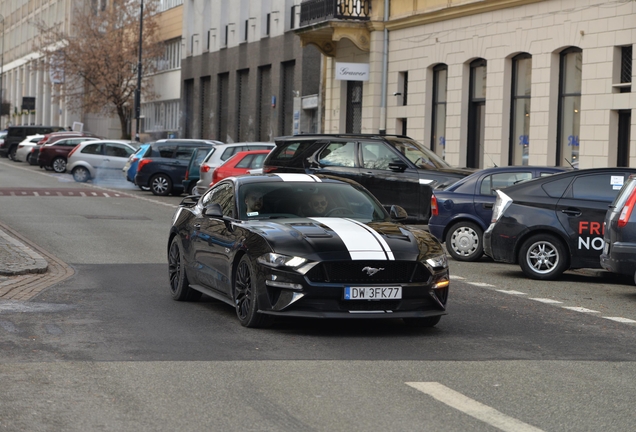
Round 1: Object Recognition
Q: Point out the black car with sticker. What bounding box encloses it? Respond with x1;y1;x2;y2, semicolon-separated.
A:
483;168;636;280
168;173;450;328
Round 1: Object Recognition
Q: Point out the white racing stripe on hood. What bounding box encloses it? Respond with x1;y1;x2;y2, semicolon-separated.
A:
275;173;321;182
309;217;394;260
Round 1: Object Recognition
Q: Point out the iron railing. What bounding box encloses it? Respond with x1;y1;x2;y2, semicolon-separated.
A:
300;0;371;27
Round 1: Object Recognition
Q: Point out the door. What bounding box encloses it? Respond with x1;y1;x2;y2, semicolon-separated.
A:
346;81;363;134
357;141;420;219
101;143;135;174
556;172;632;268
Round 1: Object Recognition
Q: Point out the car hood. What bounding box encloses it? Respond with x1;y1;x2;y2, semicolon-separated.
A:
245;217;444;262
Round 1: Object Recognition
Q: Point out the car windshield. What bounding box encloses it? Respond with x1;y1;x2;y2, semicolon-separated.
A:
386;138;450;169
238;181;388;222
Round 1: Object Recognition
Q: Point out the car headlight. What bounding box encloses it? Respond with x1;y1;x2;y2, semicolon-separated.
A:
426;254;448;269
257;253;307;269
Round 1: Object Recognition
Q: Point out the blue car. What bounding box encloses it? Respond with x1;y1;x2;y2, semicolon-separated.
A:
123;143;151;187
429;166;568;262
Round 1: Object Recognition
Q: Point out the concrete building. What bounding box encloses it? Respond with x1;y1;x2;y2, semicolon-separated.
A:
297;0;635;169
181;0;321;143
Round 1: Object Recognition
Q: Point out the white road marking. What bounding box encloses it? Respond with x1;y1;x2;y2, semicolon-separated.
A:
467;282;496;287
529;298;563;304
562;306;599;313
406;382;544;432
602;316;636;323
496;290;527;295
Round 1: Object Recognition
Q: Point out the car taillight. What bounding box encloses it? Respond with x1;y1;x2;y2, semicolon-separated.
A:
262;166;277;173
201;164;211;173
211;170;220;186
67;146;80;158
137;159;152;171
491;190;513;223
184;169;189;180
430;195;438;217
618;189;636;228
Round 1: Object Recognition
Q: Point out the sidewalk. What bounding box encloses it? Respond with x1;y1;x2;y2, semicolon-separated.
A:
0;227;48;276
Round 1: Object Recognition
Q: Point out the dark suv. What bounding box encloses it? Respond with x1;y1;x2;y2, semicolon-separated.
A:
262;134;474;223
134;139;217;196
601;174;636;284
484;167;636;280
1;125;65;160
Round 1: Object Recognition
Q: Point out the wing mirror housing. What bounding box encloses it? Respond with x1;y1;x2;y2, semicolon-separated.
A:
388;161;408;172
202;203;223;218
389;205;408;221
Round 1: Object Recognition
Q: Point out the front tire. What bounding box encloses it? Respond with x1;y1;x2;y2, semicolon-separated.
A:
72;166;91;182
445;221;483;262
150;174;172;196
52;157;67;173
403;316;442;328
519;233;569;280
233;255;273;328
168;237;202;301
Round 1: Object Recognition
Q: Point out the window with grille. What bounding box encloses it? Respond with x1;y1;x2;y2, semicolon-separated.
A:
620;45;632;93
156;38;181;72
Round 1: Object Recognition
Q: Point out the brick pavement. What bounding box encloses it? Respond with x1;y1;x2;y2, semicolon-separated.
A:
0;221;74;301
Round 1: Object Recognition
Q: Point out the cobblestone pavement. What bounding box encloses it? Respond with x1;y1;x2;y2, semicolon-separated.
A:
0;221;74;301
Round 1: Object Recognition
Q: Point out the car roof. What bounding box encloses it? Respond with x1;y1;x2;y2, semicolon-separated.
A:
229;173;359;187
214;142;274;147
275;134;409;141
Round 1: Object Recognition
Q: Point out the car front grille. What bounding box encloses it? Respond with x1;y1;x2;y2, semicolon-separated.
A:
306;261;430;284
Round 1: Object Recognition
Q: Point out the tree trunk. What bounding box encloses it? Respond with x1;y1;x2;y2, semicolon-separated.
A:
117;105;130;140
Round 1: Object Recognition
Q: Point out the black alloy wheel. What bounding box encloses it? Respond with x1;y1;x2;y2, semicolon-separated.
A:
72;166;91;183
445;221;484;262
168;237;201;301
233;255;273;328
518;233;569;280
52;157;67;173
150;174;172;196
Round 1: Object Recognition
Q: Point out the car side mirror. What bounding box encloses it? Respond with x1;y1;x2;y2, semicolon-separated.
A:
389;205;408;221
202;203;223;218
388;161;408;172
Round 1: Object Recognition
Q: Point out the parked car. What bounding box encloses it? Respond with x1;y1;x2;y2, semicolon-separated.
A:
483;168;636;280
123;143;152;188
429;166;568;261
600;174;636;284
14;135;45;163
37;135;101;173
208;149;272;187
182;144;222;195
262;134;474;223
0;125;65;160
193;142;274;195
168;173;450;328
67;140;139;182
27;131;100;166
134;139;218;196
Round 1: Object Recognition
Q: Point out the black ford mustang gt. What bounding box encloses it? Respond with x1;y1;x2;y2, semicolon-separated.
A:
168;174;450;328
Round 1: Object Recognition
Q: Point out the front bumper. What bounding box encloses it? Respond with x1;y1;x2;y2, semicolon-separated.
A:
483;222;519;263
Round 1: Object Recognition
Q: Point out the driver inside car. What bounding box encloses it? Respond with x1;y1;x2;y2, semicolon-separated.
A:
306;193;329;216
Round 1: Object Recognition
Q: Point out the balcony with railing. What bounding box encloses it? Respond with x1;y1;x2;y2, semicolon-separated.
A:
300;0;372;27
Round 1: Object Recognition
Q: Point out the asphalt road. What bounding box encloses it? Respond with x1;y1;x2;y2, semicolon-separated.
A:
1;158;636;432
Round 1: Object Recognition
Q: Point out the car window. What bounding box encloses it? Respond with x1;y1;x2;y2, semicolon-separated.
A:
157;145;176;158
202;182;235;217
480;172;532;195
611;176;636;210
319;142;356;167
542;176;572;198
175;146;195;160
251;154;267;168
191;148;210;167
235;154;254;168
221;146;245;161
387;138;449;169
271;142;302;160
105;144;133;158
360;142;400;170
571;174;627;202
81;144;103;155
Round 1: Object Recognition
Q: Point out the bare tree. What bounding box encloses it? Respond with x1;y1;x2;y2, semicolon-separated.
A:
35;0;164;138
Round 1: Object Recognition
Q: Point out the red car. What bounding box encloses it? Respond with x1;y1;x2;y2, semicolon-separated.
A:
210;149;271;186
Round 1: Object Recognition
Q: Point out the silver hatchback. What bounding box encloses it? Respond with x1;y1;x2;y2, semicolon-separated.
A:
67;140;139;182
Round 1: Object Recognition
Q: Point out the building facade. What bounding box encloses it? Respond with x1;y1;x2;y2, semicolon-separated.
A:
181;0;321;143
298;0;635;169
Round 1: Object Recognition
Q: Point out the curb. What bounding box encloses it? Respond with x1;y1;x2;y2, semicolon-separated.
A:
0;227;48;275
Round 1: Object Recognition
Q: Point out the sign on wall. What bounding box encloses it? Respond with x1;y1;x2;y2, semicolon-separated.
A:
335;62;370;81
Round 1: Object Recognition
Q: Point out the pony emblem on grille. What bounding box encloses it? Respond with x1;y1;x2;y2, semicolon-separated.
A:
362;266;384;276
